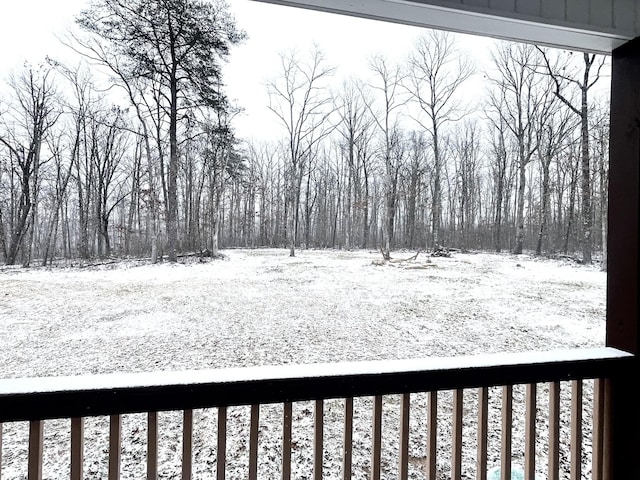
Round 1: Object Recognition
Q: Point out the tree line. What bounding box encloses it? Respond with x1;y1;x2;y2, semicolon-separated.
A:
0;0;609;268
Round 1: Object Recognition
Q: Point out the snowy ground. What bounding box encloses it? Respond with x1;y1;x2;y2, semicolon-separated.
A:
0;249;606;479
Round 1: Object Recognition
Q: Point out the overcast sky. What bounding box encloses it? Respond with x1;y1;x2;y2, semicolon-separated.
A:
0;0;606;142
0;0;496;134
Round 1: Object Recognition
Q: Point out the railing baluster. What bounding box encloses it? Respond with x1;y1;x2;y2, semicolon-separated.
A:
427;391;437;480
217;406;227;480
592;379;605;480
602;379;613;480
314;399;324;480
28;420;43;480
525;384;536;480
182;410;193;480
548;381;560;480
249;404;259;480
371;395;382;480
71;417;84;480
109;415;121;480
452;389;463;480
0;422;3;480
282;402;292;480
477;387;488;480
342;397;353;480
147;412;158;480
399;393;410;480
571;380;583;480
501;385;512;480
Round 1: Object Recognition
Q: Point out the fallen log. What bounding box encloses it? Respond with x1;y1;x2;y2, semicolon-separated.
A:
379;249;424;263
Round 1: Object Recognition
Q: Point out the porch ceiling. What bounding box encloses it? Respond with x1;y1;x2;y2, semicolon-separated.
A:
252;0;639;54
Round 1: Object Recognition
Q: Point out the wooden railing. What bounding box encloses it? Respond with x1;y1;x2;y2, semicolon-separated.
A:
0;347;633;479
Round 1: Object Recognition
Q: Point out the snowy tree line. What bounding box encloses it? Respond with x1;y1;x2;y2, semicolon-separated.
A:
0;0;609;267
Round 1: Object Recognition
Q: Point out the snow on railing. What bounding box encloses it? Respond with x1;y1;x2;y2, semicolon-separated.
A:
0;347;632;480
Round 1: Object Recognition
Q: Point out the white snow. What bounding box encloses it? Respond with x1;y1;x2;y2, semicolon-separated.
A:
0;249;607;479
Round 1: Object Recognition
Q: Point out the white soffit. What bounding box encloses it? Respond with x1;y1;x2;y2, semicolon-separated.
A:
252;0;637;54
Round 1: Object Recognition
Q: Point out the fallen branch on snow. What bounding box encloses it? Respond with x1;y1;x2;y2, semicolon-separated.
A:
372;249;434;269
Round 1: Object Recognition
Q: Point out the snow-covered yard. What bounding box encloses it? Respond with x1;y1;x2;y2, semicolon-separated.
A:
0;249;606;479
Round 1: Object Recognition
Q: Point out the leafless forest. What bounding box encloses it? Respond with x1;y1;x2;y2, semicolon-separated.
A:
0;0;610;268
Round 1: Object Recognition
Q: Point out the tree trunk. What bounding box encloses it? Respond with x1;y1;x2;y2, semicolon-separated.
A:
6;177;31;265
362;164;370;249
564;162;578;255
166;66;179;262
288;165;297;257
580;93;593;264
495;167;505;253
536;158;552;256
432;128;441;248
514;146;527;255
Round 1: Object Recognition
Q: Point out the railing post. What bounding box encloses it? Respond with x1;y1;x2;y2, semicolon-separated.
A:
570;380;582;480
109;415;121;480
501;386;512;480
28;420;43;480
524;384;536;480
249;405;260;480
477;388;488;480
592;379;605;480
71;417;84;480
548;382;560;480
182;409;193;480
314;400;324;480
452;389;463;480
282;402;292;480
399;393;410;480
342;397;353;480
147;412;158;480
217;406;227;480
602;361;639;480
371;395;382;480
427;391;437;480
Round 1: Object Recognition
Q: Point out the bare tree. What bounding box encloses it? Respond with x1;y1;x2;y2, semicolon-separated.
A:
488;42;550;255
267;46;336;257
40;130;74;266
362;55;408;259
246;140;282;247
403;130;429;249
558;143;580;255
452;120;481;251
93;107;130;257
0;64;59;266
204;109;242;257
405;30;474;249
537;48;606;264
58;38;164;263
336;78;374;250
535;106;574;256
486;100;510;253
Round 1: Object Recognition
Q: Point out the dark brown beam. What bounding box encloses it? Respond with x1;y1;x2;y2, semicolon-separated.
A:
606;35;640;479
608;36;640;356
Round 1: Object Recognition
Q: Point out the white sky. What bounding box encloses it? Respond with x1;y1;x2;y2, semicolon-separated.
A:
225;1;496;140
0;0;606;142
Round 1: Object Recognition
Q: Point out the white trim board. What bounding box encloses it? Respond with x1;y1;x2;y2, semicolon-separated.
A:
251;0;636;54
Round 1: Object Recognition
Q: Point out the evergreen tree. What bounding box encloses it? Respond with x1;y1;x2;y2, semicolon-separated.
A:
77;0;246;261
